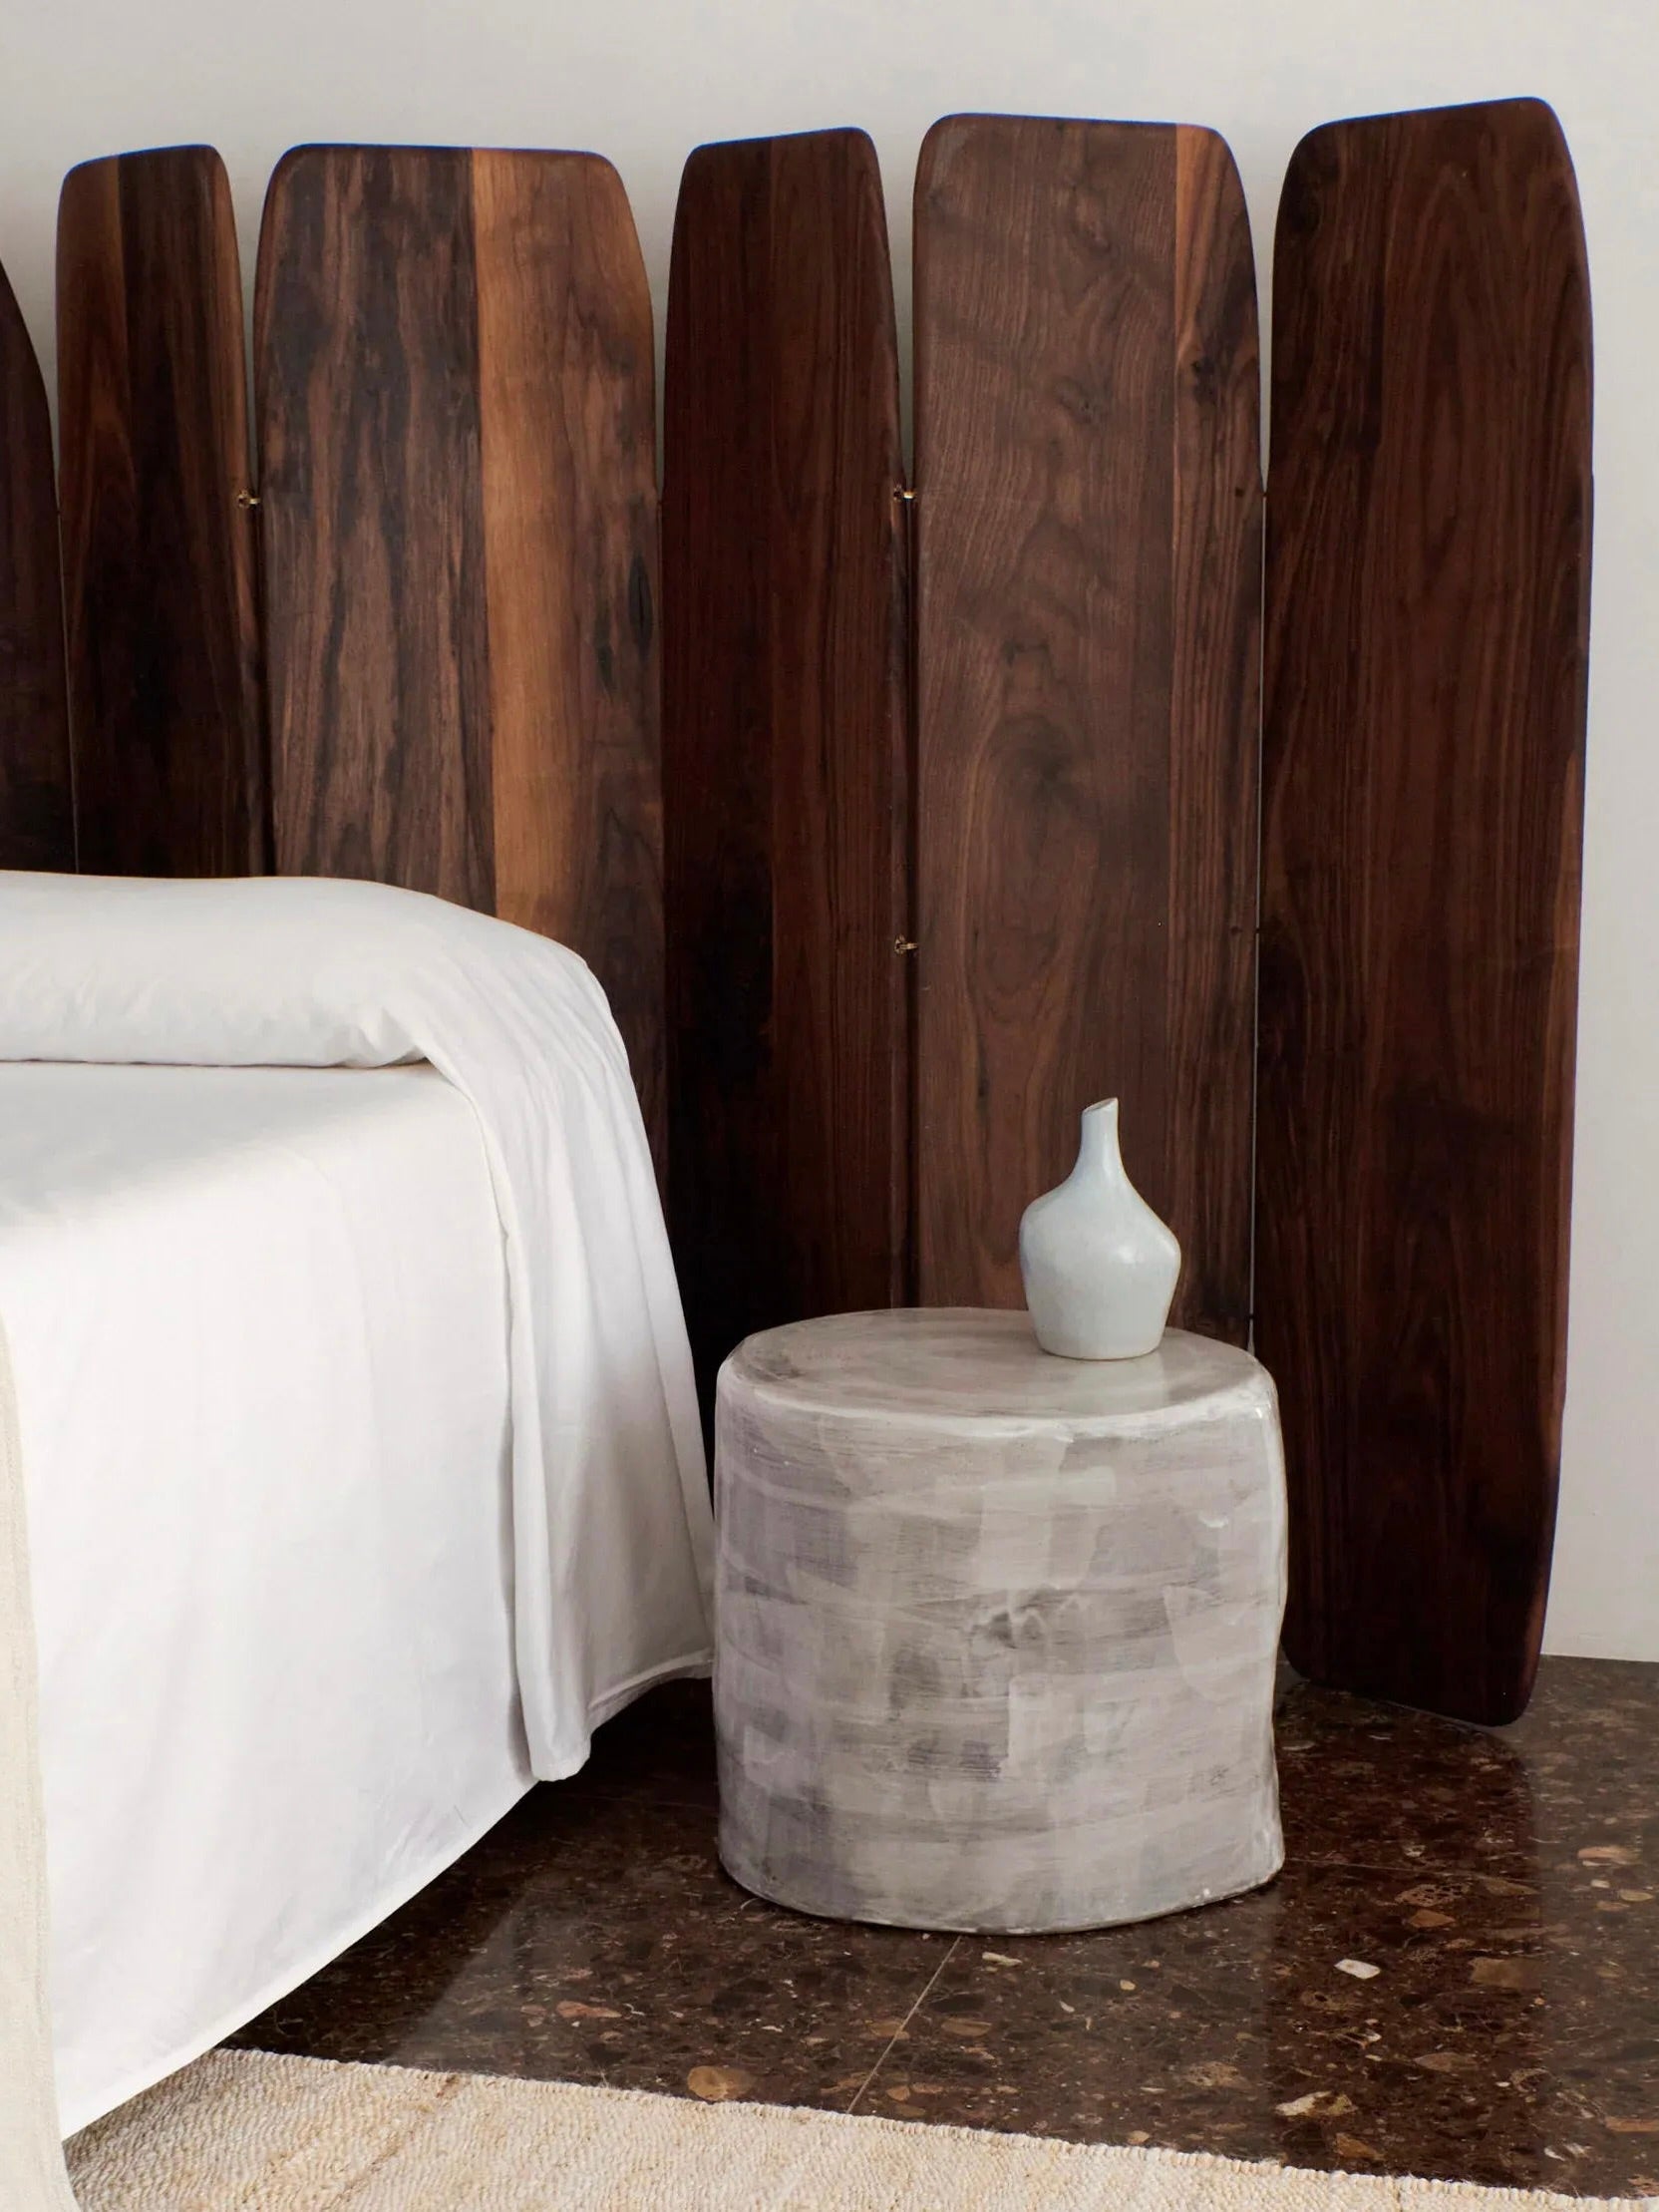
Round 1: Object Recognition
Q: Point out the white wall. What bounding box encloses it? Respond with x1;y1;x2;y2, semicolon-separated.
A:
1;0;1654;1660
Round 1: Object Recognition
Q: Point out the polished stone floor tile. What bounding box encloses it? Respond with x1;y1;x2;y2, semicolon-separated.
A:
858;1857;1611;2188
231;1660;1659;2198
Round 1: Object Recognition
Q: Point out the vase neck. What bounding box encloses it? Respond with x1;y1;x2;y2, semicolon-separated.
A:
1076;1100;1126;1182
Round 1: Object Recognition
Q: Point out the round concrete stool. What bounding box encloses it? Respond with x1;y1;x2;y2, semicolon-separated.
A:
714;1309;1287;1934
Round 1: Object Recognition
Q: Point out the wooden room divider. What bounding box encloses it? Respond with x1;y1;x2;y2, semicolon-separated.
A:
663;100;1589;1720
8;100;1590;1719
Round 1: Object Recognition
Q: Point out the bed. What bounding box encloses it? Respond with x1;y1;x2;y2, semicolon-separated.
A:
0;876;717;2137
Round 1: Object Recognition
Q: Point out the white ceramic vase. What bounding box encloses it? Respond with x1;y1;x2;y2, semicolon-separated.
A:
1019;1098;1180;1359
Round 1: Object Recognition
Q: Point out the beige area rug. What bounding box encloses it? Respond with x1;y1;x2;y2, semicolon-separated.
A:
65;2047;1654;2212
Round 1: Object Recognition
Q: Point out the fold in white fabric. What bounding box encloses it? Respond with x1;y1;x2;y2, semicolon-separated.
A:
0;874;714;1779
0;1315;80;2207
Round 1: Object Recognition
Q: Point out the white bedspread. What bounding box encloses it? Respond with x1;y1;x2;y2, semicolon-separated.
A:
0;1060;536;2132
0;874;716;1783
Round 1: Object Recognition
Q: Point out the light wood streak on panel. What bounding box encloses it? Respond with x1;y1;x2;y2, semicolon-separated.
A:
475;150;663;1160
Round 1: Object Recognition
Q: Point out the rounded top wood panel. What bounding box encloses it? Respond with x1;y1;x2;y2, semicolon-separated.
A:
911;113;1261;1341
1257;95;1591;1725
56;142;262;877
662;125;908;1382
724;1309;1270;1433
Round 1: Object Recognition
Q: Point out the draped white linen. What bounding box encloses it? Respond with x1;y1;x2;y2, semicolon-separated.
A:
0;873;715;1779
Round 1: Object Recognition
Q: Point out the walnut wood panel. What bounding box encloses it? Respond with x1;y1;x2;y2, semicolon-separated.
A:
1257;100;1591;1724
0;258;72;870
257;145;663;1155
913;115;1260;1337
257;148;493;907
57;145;263;875
663;129;908;1393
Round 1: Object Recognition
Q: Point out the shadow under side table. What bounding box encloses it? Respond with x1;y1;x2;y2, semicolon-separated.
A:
713;1308;1288;1934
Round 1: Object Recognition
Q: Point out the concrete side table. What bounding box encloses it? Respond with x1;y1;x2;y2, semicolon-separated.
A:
714;1309;1287;1934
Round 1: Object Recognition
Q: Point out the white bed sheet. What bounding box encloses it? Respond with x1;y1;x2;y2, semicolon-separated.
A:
0;874;717;1782
0;1060;534;2135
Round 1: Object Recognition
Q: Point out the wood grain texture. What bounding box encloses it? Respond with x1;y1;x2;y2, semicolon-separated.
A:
57;145;264;876
257;145;663;1155
257;147;493;908
473;150;662;1143
1257;99;1592;1724
0;258;73;870
663;129;909;1392
913;116;1260;1337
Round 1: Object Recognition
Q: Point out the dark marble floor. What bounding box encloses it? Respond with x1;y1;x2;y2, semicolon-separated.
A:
231;1657;1659;2198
